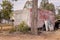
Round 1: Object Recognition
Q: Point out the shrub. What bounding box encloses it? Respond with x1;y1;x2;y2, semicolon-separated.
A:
18;21;29;33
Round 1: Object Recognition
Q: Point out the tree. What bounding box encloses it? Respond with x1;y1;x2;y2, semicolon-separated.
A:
58;9;60;15
40;0;55;13
0;10;2;23
56;15;60;19
40;0;49;9
31;0;38;35
0;10;3;31
45;3;55;13
1;0;13;20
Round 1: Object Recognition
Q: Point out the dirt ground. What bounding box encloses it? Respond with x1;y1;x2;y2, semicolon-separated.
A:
0;29;60;40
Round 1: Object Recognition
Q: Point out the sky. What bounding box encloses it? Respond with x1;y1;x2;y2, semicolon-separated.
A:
0;0;60;10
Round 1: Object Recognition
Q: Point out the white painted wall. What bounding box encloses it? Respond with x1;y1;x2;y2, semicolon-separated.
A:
13;9;31;27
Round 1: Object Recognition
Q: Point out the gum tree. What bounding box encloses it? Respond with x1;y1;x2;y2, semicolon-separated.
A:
1;0;13;21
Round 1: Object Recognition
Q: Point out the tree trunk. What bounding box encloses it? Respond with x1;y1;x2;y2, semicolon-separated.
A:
31;0;38;35
0;20;1;23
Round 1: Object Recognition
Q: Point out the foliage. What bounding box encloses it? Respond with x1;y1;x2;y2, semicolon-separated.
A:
58;9;60;15
18;21;29;33
13;0;18;1
56;15;60;19
45;3;55;13
40;1;55;13
1;0;13;20
0;10;2;23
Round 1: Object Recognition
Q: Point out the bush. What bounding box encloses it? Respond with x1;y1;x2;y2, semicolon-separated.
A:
18;21;29;33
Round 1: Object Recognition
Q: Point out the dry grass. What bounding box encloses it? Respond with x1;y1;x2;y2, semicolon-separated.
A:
0;24;60;40
0;29;60;40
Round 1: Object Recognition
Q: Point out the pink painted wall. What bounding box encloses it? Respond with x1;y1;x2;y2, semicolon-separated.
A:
30;9;55;28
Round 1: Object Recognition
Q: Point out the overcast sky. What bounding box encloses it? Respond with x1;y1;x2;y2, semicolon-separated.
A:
0;0;60;10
